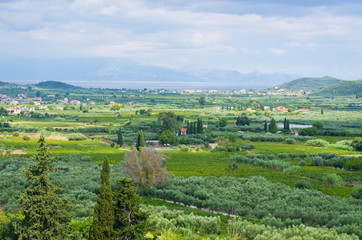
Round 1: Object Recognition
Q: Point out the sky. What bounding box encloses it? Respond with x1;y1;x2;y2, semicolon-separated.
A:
1;0;362;79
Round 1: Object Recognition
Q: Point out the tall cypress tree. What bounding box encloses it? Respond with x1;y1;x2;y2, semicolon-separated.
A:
193;122;197;134
197;118;203;133
117;127;123;147
113;178;149;239
286;120;290;131
186;121;190;134
90;157;114;240
264;120;268;132
16;135;71;240
283;118;287;130
136;131;145;151
269;118;278;133
189;122;194;134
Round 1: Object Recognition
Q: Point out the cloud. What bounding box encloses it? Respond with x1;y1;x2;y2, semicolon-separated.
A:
269;47;286;56
0;0;362;78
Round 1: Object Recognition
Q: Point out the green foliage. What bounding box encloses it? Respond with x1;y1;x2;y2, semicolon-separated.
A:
299;127;319;136
218;117;228;127
136;130;145;151
351;188;362;199
351;138;362;151
306;139;329;147
90;157;114;240
295;179;311;189
113;178;148;239
117;127;123;147
268;118;278;133
22;135;30;141
142;176;362;237
144;205;221;236
16;136;72;240
68;133;87;141
231;220;359;240
158;112;179;132
313;121;324;130
236;116;250;126
159;130;176;145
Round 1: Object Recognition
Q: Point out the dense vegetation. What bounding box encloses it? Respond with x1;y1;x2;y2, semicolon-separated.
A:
0;80;361;239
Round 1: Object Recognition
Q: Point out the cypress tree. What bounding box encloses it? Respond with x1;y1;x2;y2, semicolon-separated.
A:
186;121;190;134
90;157;114;240
136;131;145;151
193;122;197;134
264;120;268;132
189;122;194;134
197;118;203;133
16;135;72;240
113;178;149;239
269;118;278;133
117;127;123;147
283;118;287;130
286;120;290;130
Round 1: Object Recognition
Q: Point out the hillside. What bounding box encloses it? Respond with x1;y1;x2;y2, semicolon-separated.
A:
312;79;362;96
34;81;82;90
276;76;342;92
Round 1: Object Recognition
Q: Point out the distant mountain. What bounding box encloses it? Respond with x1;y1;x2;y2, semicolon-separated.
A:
0;57;297;89
276;76;342;92
312;80;362;96
34;81;82;90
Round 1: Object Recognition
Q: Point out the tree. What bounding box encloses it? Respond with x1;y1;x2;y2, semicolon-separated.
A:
122;148;168;188
268;118;278;133
312;121;324;130
159;130;176;145
16;135;72;240
264;120;268;132
351;138;362;151
35;91;41;97
158;112;178;132
113;178;149;240
322;173;344;193
236;116;250;126
197;118;203;133
90;157;114;240
199;96;206;106
136;131;145;151
0;107;8;116
117;127;123;147
219;117;228;127
321;108;324;114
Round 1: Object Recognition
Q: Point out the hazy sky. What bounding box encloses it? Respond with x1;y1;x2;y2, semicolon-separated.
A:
1;0;362;79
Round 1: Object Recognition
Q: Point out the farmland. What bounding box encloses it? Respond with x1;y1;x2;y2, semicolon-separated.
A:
0;81;361;239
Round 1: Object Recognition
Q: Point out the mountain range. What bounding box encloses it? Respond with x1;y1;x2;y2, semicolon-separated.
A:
0;57;298;89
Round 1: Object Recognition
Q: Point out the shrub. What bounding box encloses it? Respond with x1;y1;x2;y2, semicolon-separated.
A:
295;180;311;189
68;133;87;141
285;138;295;144
22;135;30;141
180;146;189;152
278;153;288;160
298;160;306;166
306;139;329;147
311;157;323;166
241;144;254;150
351;188;362;199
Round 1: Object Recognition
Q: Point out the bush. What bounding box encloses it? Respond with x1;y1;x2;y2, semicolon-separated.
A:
285;138;295;144
180;146;189;152
22;136;30;141
306;139;329;147
295;180;311;189
298;160;306;166
68;133;87;141
351;188;362;199
311;157;323;166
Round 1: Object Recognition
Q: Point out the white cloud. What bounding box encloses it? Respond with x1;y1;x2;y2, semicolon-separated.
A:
0;0;362;77
269;47;286;56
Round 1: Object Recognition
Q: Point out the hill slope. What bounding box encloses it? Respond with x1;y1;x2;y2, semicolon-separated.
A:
277;76;342;91
312;80;362;96
34;81;82;90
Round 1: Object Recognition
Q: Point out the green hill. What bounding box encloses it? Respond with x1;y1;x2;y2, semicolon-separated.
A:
277;76;342;92
312;80;362;96
34;81;81;90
